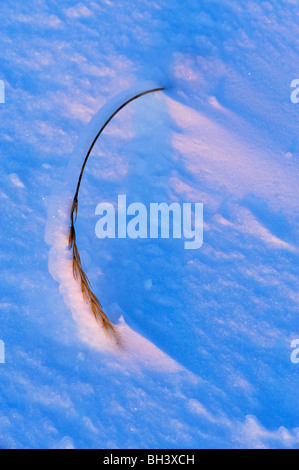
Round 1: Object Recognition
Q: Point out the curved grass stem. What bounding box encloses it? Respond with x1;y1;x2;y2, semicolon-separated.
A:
68;87;164;342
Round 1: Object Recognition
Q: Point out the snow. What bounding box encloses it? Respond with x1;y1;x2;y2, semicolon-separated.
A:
0;0;298;449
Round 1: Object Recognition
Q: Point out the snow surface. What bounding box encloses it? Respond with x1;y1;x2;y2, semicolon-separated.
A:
0;0;298;449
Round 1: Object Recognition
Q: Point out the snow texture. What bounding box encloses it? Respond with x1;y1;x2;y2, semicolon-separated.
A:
0;0;298;449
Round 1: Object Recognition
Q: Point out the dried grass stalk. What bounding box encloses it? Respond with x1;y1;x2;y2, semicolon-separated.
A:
68;88;164;342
